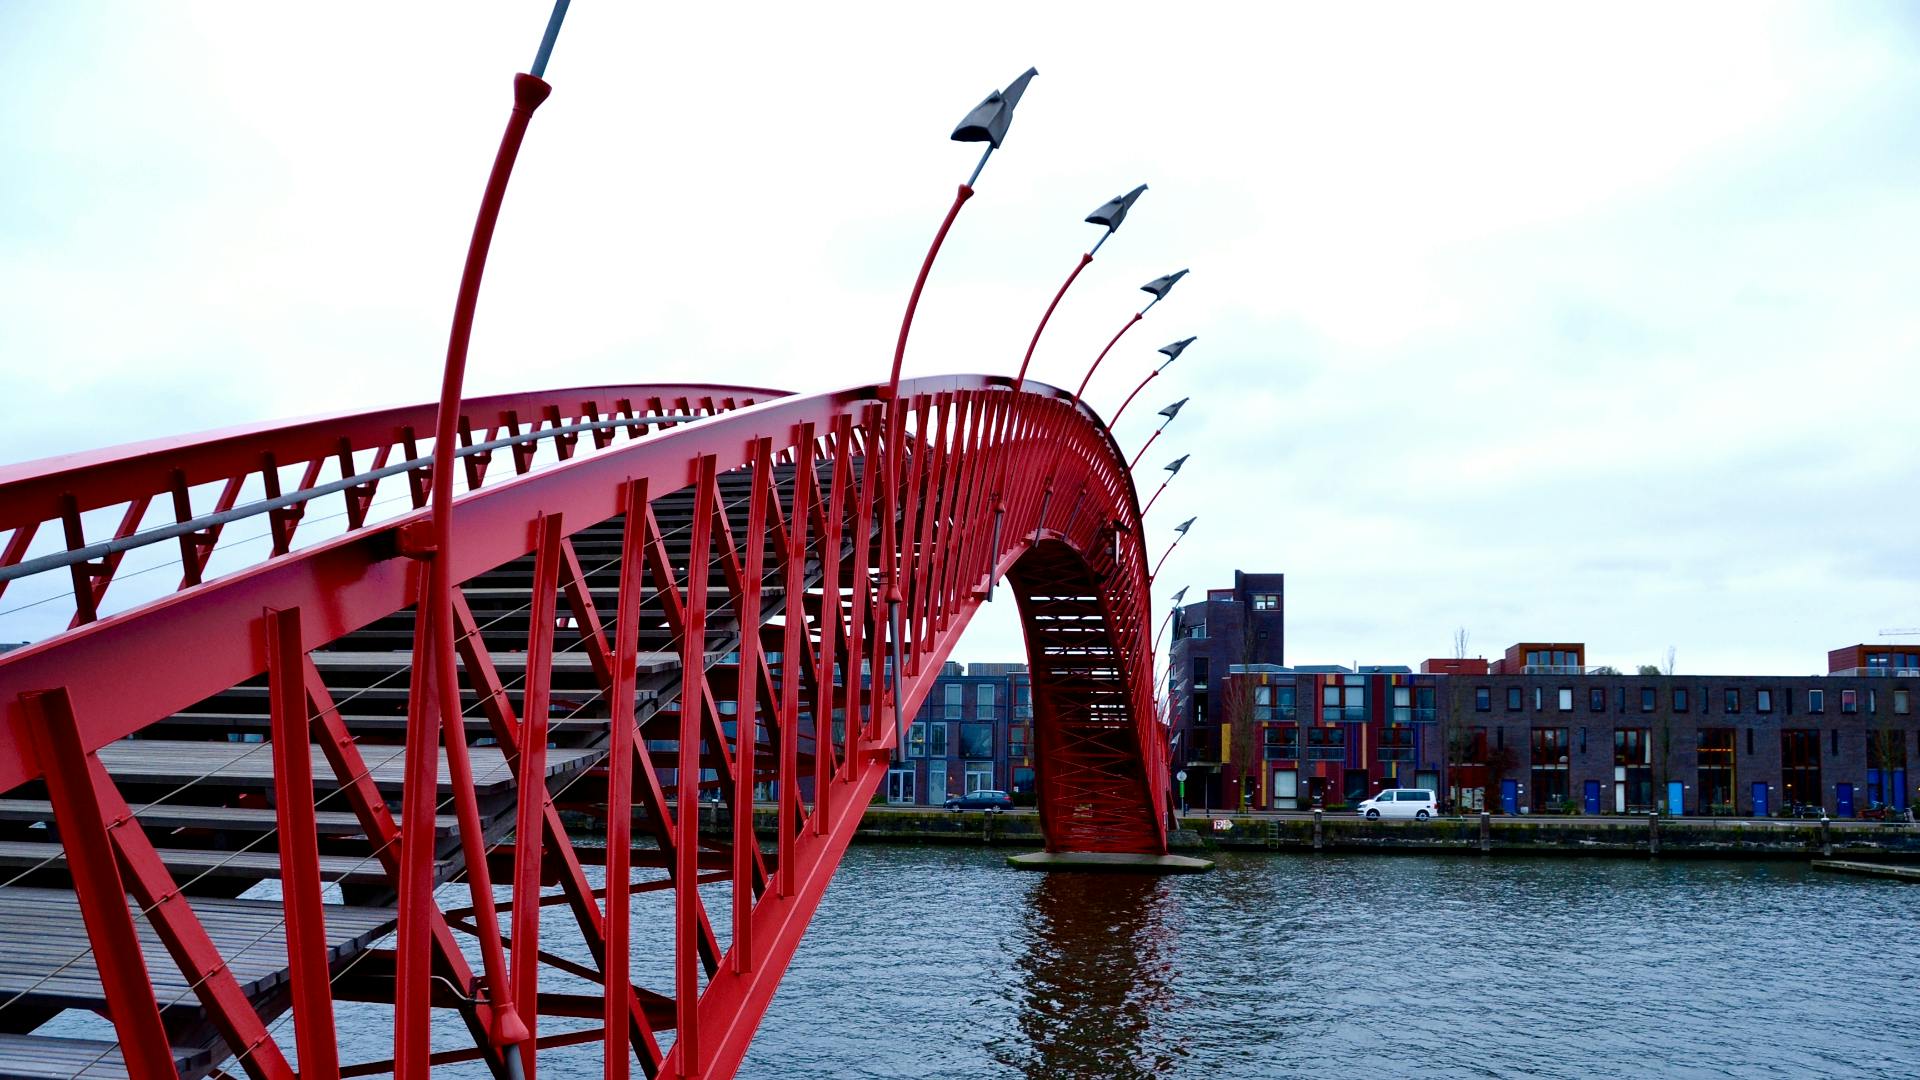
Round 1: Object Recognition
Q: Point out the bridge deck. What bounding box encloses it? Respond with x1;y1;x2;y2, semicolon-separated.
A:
0;1033;212;1080
0;886;393;1013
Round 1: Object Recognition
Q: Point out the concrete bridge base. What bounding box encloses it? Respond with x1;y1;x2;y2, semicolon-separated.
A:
1005;851;1214;874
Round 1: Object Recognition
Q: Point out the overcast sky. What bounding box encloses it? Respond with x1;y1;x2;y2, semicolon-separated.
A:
4;3;1918;674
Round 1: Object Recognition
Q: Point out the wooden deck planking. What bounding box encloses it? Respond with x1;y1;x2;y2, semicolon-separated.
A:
95;741;600;794
0;887;393;1013
0;1033;212;1080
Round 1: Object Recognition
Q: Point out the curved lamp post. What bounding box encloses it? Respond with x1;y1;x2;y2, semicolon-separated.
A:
401;5;575;1074
1150;515;1196;581
881;66;1036;753
1152;584;1191;654
1074;269;1189;405
986;183;1145;600
1140;454;1188;517
1112;336;1195;426
1129;397;1188;470
1011;184;1147;395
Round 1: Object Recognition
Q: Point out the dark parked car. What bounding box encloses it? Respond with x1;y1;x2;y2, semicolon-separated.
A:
945;789;1013;812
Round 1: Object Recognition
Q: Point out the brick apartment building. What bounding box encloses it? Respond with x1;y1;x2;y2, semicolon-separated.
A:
884;662;1033;807
1433;646;1919;817
1163;569;1920;818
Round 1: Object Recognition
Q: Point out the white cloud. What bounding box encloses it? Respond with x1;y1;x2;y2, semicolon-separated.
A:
2;1;1917;672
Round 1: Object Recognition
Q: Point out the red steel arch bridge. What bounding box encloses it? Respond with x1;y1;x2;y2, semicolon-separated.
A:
0;19;1188;1080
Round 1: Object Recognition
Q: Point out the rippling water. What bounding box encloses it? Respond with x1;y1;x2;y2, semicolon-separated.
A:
736;849;1919;1079
97;848;1912;1078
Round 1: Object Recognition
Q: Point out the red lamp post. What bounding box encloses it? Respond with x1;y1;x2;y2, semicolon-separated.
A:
1150;516;1197;581
1129;397;1189;470
1073;270;1188;406
1140;454;1189;517
1112;336;1195;426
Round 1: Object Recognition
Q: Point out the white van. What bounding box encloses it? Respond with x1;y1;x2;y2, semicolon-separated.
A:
1357;788;1438;821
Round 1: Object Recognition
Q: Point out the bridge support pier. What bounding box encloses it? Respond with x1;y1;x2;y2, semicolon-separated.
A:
1005;851;1213;874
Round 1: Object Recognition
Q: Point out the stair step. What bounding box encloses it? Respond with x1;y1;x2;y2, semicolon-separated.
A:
0;1032;212;1080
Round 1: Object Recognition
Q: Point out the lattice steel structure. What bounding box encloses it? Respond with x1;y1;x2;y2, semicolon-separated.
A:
0;373;1167;1078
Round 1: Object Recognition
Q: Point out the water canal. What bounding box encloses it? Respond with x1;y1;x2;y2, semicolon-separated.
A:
100;847;1915;1077
733;847;1918;1078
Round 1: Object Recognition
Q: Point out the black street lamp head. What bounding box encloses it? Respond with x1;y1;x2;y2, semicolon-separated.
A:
1158;397;1189;422
1086;184;1148;232
1158;336;1197;365
1174;516;1196;535
1165;454;1189;475
1141;269;1189;300
952;67;1039;149
1170;586;1189;605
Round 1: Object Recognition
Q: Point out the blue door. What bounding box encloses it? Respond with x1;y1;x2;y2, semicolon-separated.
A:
1667;781;1685;816
1500;779;1519;815
1836;783;1854;818
1751;782;1769;818
1583;780;1601;815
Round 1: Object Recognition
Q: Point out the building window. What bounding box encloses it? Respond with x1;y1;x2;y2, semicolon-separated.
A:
1533;687;1544;711
1012;766;1036;796
1274;685;1297;720
1558;688;1574;712
1476;688;1492;712
1009;723;1030;759
1781;730;1822;810
1869;689;1878;714
1756;689;1772;714
977;683;996;720
1306;726;1347;760
1393;686;1413;724
1897;689;1911;716
1589;687;1606;713
908;723;928;759
886;767;916;804
1253;593;1279;611
1015;684;1032;719
925;722;950;758
1417;686;1436;722
1639;688;1656;713
1673;688;1689;713
1724;688;1740;714
1615;727;1653;811
1506;687;1522;711
1831;728;1840;756
1697;729;1736;813
944;684;963;719
1842;690;1858;714
1193;658;1210;688
1809;689;1825;713
1530;727;1571;812
1265;725;1298;761
960;722;992;758
964;762;995;793
1254;684;1273;721
1380;726;1415;762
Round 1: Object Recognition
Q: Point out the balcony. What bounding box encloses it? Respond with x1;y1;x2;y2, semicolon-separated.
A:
1520;664;1589;675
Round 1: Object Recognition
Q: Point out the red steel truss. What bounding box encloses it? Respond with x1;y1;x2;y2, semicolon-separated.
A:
0;373;1166;1079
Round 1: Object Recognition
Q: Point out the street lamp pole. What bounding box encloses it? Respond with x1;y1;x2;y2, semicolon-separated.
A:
1073;270;1188;406
881;67;1036;755
1150;516;1197;581
1111;336;1195;426
1129;397;1188;470
1140;454;1189;517
400;6;572;1074
985;184;1147;600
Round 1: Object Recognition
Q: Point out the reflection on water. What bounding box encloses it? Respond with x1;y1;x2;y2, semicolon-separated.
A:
990;871;1182;1078
282;847;1920;1078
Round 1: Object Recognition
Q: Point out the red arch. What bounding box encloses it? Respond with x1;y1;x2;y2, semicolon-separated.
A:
0;374;1163;1079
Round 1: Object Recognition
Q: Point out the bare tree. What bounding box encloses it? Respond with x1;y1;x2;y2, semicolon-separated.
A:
1453;626;1470;661
1664;646;1677;676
